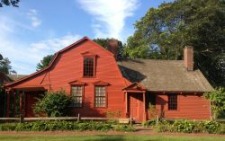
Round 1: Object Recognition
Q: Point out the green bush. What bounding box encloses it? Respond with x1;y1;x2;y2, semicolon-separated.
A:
171;120;196;133
34;90;71;117
218;123;225;134
151;119;225;134
0;123;16;131
0;121;133;132
113;125;135;132
204;120;220;134
143;119;157;127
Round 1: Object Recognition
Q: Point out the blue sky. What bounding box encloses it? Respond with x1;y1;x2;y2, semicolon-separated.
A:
0;0;173;74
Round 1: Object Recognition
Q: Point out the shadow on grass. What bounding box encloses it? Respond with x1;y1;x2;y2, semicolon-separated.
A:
83;135;158;141
83;135;125;141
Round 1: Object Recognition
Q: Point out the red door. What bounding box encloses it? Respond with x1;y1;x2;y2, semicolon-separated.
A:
128;94;143;123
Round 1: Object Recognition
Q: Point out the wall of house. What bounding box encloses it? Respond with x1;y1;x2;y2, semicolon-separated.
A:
155;93;211;120
48;41;127;117
9;40;128;118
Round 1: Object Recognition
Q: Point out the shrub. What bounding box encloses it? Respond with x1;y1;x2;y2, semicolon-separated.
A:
0;121;136;132
155;124;171;132
171;120;196;133
204;87;225;119
0;123;16;131
0;121;132;132
34;90;71;117
143;119;157;127
113;125;135;132
218;123;225;134
204;120;220;134
152;119;225;134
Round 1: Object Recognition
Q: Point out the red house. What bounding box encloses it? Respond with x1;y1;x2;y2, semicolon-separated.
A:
4;37;213;122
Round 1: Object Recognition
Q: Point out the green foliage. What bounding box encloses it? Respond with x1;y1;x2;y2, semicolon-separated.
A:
93;38;126;60
126;0;225;86
0;123;16;131
36;54;54;71
0;57;12;74
0;0;19;7
113;125;135;132
205;87;225;119
0;121;135;132
153;120;223;134
34;90;71;117
143;119;157;127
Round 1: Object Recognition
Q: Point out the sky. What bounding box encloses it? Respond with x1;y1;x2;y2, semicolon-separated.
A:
0;0;173;74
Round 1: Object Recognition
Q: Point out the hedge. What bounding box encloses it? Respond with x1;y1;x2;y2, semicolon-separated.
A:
0;121;135;132
144;119;225;134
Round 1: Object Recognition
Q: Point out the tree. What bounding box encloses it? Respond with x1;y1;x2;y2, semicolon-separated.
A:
36;54;54;71
0;0;19;7
205;88;225;119
93;38;126;60
125;0;225;86
0;54;12;74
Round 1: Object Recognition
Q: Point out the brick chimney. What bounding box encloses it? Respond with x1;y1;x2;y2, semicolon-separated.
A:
184;46;194;71
107;38;119;59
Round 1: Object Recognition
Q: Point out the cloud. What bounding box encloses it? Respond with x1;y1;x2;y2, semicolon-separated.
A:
0;15;81;74
1;34;81;74
77;0;138;39
27;9;42;27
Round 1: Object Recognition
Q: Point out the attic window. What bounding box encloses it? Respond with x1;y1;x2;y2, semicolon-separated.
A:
83;57;95;77
168;94;177;110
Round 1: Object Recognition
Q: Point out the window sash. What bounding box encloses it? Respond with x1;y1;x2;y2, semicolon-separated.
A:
95;86;106;107
83;57;94;77
168;95;177;110
71;86;83;107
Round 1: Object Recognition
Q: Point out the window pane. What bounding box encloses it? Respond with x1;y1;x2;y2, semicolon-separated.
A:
95;86;106;107
71;86;83;107
168;94;177;110
84;57;94;77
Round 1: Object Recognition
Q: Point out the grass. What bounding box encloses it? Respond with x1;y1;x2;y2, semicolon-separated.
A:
0;133;224;141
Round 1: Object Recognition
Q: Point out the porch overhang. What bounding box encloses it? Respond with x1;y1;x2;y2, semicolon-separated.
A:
123;82;146;93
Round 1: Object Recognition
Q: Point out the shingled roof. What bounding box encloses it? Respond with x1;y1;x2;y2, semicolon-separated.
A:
119;59;213;92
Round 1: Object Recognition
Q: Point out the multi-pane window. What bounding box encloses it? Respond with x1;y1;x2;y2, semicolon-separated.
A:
71;86;83;107
83;57;94;77
95;86;106;107
168;94;177;110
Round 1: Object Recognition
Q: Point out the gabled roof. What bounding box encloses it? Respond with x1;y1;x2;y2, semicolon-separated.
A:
119;59;214;92
4;36;114;88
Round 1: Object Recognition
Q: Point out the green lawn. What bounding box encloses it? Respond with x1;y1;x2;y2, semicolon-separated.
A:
0;134;224;141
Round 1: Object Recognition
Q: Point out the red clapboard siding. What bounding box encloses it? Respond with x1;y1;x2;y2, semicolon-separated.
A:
8;38;128;118
5;37;212;121
155;93;211;120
